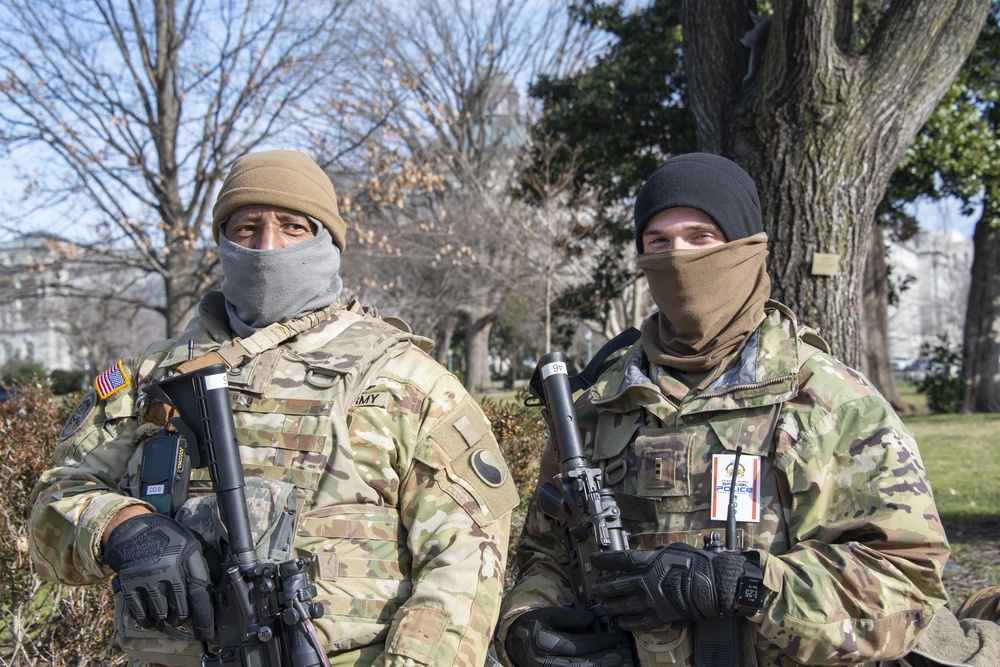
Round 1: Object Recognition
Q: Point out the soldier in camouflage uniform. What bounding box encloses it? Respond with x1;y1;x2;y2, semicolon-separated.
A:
28;149;519;667
494;154;999;667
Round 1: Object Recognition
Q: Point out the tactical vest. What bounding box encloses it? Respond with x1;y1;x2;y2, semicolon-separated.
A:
116;299;433;666
587;330;826;667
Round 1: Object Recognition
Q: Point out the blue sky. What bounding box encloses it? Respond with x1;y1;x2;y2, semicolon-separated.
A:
910;196;981;240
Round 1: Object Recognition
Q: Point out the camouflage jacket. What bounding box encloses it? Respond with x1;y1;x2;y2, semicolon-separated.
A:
29;294;519;667
497;302;950;667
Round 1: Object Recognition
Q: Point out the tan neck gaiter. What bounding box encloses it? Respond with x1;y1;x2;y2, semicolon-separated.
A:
638;233;771;375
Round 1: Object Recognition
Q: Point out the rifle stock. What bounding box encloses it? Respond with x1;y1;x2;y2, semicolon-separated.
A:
146;363;329;667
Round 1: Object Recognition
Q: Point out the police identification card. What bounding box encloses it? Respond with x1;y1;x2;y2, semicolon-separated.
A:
710;453;761;523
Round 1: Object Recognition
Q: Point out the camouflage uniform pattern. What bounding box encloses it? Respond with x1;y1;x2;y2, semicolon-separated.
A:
957;587;1000;624
497;302;951;666
29;294;519;667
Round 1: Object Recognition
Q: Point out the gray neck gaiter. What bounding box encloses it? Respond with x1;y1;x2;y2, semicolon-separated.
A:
218;226;344;338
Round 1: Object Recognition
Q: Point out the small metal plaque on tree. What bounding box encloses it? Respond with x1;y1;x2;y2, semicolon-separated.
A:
811;253;840;276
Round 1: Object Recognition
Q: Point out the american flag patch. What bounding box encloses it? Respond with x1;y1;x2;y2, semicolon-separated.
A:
95;358;130;399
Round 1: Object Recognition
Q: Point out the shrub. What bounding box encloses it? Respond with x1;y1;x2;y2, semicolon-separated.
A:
1;357;46;387
0;381;124;666
481;389;548;498
1;382;560;661
481;389;549;591
916;336;966;414
48;370;86;396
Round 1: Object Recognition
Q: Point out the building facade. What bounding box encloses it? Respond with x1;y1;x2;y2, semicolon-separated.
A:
0;240;165;380
886;229;972;364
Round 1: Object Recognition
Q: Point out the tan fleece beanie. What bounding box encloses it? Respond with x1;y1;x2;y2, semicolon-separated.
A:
212;150;347;251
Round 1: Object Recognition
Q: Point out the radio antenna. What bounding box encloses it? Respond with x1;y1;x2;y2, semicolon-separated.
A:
726;446;743;551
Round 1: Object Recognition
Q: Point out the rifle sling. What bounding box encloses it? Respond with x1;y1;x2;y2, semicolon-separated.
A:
174;307;334;374
570;327;641;393
146;308;336;427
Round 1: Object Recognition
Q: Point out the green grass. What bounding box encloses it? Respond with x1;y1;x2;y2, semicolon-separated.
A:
896;380;929;414
905;412;1000;522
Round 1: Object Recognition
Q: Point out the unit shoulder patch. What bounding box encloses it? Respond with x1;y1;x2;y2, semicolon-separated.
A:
470;448;507;488
59;390;97;440
444;445;519;526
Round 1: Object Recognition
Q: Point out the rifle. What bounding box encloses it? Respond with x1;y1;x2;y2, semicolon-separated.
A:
145;363;329;667
529;351;760;667
527;351;636;665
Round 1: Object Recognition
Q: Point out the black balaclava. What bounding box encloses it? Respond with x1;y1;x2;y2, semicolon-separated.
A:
633;152;763;251
633;153;771;384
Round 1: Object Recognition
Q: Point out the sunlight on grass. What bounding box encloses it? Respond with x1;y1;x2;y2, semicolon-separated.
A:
906;413;1000;522
896;380;929;414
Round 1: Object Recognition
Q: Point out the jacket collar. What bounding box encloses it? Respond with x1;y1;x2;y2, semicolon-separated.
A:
589;301;802;418
158;292;347;369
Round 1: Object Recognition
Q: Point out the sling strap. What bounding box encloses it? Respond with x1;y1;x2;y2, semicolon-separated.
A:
569;327;642;393
174;306;336;374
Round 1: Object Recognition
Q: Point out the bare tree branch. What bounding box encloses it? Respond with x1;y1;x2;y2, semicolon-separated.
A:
0;0;363;347
323;0;605;391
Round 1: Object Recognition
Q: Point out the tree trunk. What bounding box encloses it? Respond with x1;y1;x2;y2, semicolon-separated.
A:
163;237;200;338
434;315;458;368
861;225;912;412
962;210;1000;412
510;344;520;390
544;264;554;354
680;0;989;368
466;312;495;395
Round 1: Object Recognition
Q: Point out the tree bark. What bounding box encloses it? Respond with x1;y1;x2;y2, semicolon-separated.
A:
466;311;496;395
680;0;990;367
861;225;912;412
434;315;457;369
963;210;1000;412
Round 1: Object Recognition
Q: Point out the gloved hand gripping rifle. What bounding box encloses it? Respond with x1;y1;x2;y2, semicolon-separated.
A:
527;351;636;665
145;363;329;667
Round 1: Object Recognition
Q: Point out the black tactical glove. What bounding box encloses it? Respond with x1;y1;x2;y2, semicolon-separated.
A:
505;606;623;667
104;513;215;642
590;544;747;631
